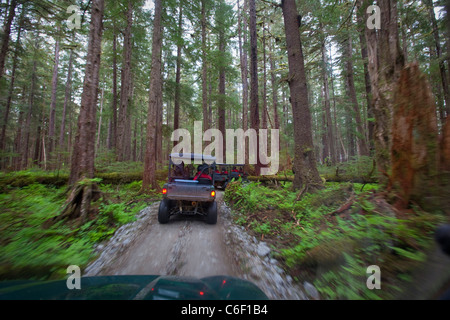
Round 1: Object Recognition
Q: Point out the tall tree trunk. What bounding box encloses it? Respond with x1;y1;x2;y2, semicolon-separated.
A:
96;86;104;153
343;34;369;156
0;5;23;153
201;0;209;131
365;0;405;183
132;118;138;162
356;0;375;153
117;1;133;161
69;0;105;185
54;0;105;225
321;90;329;164
261;16;268;130
110;29;118;151
269;36;279;130
0;0;17;79
345;102;356;158
329;45;342;161
282;0;322;191
392;63;439;210
13;110;23;170
59;46;74;155
249;0;261;174
173;1;183;142
424;0;450;116
22;34;39;170
238;0;249;165
156;70;163;168
142;0;163;193
442;115;450;171
48;26;61;163
218;20;226;158
34;102;45;167
320;28;336;164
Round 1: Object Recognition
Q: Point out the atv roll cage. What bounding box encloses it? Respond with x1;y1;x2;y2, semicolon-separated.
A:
159;153;218;224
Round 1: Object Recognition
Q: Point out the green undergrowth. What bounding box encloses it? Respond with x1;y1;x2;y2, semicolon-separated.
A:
317;156;375;178
225;180;446;300
0;180;158;281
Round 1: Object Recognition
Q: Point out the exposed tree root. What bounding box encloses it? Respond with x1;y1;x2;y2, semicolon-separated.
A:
46;180;102;227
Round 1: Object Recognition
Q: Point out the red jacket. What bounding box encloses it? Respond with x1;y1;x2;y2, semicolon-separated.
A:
194;172;212;181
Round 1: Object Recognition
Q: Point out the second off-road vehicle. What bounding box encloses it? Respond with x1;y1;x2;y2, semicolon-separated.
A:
158;153;218;224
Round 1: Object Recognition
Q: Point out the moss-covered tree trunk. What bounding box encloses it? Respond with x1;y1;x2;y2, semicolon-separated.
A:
58;0;105;225
364;0;405;184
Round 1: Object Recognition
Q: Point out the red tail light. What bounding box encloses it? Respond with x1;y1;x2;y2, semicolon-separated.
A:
162;188;167;195
211;190;216;197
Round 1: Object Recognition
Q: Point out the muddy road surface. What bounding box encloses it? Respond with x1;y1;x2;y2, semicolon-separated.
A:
84;192;309;300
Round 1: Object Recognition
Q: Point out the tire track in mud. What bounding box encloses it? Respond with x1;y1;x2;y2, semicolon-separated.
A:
84;195;239;278
165;222;190;275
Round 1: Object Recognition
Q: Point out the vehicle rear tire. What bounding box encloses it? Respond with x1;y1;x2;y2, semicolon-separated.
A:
206;201;217;225
158;199;170;224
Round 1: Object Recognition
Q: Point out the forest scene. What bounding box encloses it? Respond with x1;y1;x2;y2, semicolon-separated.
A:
0;0;450;301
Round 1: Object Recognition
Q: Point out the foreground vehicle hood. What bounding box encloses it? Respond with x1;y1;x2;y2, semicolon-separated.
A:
0;275;268;300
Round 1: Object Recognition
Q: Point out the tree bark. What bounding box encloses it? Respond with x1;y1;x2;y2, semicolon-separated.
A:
424;0;450;116
261;17;268;130
0;5;23;153
0;0;17;79
48;26;61;160
69;0;105;185
392;63;439;209
364;0;405;183
13;110;23;170
96;86;104;153
218;10;226;158
320;28;336;164
442;114;450;171
249;0;261;175
59;45;74;155
142;0;163;193
343;34;369;157
269;36;279;130
117;1;133;161
22;34;39;170
356;0;374;152
201;0;209;131
238;0;249;165
110;29;118;151
281;0;323;191
173;1;183;142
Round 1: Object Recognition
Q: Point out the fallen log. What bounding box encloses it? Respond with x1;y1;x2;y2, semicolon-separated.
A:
246;174;377;184
247;175;294;182
321;174;377;184
0;170;169;190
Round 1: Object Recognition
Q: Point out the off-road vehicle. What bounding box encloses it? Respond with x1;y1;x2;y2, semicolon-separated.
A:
158;153;217;224
213;163;248;190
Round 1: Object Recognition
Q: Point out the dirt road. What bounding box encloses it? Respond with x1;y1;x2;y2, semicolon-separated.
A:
84;192;309;300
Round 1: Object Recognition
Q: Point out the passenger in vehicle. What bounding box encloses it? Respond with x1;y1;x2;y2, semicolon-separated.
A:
172;162;187;180
193;164;212;181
